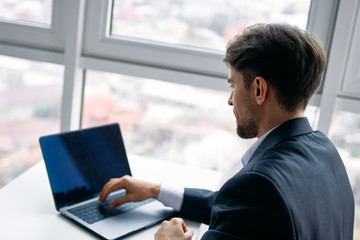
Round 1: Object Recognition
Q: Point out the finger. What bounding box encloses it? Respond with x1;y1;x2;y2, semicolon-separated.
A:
170;218;186;230
108;195;131;209
99;180;113;201
160;220;169;227
154;231;159;239
180;219;188;231
100;184;114;202
100;178;126;201
100;179;119;201
154;229;163;240
184;228;194;238
170;217;183;223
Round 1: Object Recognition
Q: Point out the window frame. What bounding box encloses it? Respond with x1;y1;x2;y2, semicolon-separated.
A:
0;0;66;58
0;0;353;134
317;0;360;133
83;0;227;82
81;0;336;118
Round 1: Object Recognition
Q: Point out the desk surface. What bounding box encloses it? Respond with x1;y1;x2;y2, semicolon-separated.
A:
0;155;222;240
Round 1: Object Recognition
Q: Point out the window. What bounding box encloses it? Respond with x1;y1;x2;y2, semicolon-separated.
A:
111;0;311;51
329;110;360;239
84;0;321;85
82;70;320;171
305;105;320;128
0;55;63;188
82;70;253;171
0;0;53;25
0;0;341;185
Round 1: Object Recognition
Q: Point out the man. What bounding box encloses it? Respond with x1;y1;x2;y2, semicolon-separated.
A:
100;23;354;239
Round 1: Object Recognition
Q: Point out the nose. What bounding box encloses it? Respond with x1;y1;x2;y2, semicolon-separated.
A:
228;91;233;106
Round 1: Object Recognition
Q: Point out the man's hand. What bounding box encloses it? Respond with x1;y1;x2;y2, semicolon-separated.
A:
155;218;194;240
99;175;160;209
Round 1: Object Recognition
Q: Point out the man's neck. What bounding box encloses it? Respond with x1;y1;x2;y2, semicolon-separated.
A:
257;109;304;138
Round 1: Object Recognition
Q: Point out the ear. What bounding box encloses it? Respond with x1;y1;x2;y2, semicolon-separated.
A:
254;77;267;105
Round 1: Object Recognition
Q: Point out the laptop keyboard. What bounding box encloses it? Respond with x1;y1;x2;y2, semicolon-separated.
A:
68;192;154;225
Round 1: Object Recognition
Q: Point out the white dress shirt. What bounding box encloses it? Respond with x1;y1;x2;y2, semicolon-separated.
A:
157;127;277;211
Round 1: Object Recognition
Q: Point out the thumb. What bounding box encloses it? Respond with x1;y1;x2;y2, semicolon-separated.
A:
184;228;194;239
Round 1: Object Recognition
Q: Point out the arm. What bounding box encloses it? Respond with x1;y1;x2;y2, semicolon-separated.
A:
100;175;217;225
180;188;217;225
201;172;294;240
100;177;196;239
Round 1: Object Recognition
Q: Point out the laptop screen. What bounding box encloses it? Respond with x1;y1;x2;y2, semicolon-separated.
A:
40;123;131;210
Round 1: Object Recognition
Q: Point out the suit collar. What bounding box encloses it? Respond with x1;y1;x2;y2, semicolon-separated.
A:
247;117;313;164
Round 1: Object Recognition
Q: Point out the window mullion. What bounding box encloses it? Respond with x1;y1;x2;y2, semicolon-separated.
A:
317;0;359;134
60;0;86;132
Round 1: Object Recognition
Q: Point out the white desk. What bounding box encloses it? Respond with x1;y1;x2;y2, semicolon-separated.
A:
0;155;222;240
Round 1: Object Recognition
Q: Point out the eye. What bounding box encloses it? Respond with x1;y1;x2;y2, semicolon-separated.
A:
227;79;234;89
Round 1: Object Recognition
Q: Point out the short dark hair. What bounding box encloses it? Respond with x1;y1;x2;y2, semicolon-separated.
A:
224;23;327;111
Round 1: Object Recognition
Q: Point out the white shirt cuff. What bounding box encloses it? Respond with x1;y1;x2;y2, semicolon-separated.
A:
157;183;184;212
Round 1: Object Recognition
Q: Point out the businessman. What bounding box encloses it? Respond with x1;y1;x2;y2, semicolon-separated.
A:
100;23;355;239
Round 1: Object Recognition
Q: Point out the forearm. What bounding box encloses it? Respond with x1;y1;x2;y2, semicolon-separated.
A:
180;188;217;225
157;185;216;225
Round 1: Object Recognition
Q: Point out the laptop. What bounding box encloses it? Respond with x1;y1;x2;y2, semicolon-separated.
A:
39;123;176;240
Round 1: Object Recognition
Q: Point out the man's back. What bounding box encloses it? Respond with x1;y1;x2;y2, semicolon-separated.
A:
252;131;354;239
204;118;354;239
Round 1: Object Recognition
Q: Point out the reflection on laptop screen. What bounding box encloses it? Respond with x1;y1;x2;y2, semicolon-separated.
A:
40;124;131;209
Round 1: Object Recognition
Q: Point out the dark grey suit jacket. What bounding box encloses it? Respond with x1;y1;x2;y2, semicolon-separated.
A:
180;118;354;240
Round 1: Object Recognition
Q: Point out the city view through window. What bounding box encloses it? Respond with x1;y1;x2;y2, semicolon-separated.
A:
0;0;52;25
0;55;63;187
82;71;252;172
111;0;311;51
0;0;314;188
82;71;323;172
329;111;360;237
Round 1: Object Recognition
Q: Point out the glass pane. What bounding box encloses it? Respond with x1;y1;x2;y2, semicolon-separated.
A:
0;55;63;188
111;0;311;51
82;70;256;171
329;110;360;239
305;105;319;129
0;0;52;25
83;71;320;172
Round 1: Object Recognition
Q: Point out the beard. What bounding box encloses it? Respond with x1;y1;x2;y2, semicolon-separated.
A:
236;119;258;139
234;106;258;139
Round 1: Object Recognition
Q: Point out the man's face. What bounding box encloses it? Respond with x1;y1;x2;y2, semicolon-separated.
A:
227;68;258;139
